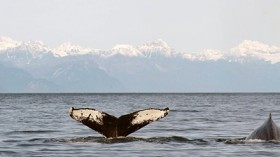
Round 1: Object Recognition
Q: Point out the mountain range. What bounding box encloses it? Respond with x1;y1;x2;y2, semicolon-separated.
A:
1;36;280;93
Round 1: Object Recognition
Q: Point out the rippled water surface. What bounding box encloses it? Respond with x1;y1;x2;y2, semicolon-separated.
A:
1;93;280;156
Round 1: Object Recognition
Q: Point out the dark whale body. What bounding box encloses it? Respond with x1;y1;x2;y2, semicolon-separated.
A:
246;113;280;141
69;107;169;138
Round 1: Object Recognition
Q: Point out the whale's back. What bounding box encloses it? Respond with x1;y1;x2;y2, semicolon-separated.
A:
246;113;280;141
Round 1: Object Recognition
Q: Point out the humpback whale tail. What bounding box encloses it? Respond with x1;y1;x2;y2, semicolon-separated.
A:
69;107;169;138
246;113;280;141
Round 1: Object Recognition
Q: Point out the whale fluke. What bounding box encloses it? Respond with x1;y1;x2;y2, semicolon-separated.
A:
69;107;169;138
246;113;280;141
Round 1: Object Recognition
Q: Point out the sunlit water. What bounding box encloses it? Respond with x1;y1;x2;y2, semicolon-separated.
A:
1;93;280;156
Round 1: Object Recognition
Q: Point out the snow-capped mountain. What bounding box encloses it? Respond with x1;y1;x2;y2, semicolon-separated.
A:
230;40;280;64
0;36;50;56
0;36;177;59
102;39;176;58
53;42;100;57
103;39;175;58
182;49;225;61
1;36;280;64
0;36;21;51
181;40;280;64
107;44;143;57
0;36;52;66
1;36;280;93
138;39;176;57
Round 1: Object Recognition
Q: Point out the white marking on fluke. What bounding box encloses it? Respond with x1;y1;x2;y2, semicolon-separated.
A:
69;107;169;138
131;109;168;125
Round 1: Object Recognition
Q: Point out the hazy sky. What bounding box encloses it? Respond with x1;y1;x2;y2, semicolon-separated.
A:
1;0;280;52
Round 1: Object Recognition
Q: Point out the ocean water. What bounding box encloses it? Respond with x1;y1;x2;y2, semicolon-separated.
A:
1;93;280;157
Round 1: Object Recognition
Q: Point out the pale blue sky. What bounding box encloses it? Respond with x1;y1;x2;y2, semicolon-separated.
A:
0;0;279;52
